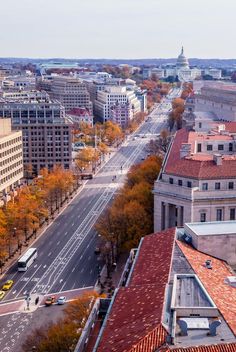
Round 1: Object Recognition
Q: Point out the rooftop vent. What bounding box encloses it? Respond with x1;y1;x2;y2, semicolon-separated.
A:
180;143;192;159
205;260;212;269
209;320;221;336
226;276;236;287
213;154;222;166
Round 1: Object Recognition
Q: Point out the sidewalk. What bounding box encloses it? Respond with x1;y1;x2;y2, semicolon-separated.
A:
96;252;128;296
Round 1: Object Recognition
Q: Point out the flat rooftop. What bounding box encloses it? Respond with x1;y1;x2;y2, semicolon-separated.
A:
175;276;213;307
184;221;236;236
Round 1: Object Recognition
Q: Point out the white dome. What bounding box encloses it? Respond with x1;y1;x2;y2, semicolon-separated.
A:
176;47;189;69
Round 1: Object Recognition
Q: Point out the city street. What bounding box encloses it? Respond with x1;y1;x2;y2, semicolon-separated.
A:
0;89;179;351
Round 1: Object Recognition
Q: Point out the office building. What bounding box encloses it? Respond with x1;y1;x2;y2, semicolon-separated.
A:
195;81;236;121
94;86;141;122
49;76;93;113
0;92;72;175
0;119;23;200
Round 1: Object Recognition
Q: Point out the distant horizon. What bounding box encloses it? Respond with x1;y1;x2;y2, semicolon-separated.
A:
1;56;236;61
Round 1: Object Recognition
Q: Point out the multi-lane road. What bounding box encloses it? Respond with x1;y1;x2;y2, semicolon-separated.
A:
0;88;180;352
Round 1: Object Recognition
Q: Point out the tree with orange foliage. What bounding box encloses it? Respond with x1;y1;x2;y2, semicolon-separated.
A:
0;209;7;269
168;97;185;130
96;155;162;252
15;187;40;242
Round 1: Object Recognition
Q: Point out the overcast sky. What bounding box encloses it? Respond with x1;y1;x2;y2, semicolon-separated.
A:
1;0;236;59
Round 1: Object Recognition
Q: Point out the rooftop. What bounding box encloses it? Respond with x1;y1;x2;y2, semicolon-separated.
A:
94;226;236;352
177;240;236;335
164;127;236;179
184;221;236;236
96;228;176;352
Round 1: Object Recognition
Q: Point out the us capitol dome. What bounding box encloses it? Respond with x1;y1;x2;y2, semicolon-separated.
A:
176;46;189;69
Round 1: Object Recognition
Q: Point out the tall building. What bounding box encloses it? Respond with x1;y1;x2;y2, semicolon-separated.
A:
0;92;72;175
154;120;236;232
0;119;23;200
110;101;134;128
49;76;93;113
94;86;141;122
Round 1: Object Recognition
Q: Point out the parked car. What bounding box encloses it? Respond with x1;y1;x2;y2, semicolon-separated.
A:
57;296;67;305
94;247;101;254
0;291;5;300
45;295;56;306
2;280;14;291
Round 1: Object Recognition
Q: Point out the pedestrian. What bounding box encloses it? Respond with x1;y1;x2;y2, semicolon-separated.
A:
35;296;39;305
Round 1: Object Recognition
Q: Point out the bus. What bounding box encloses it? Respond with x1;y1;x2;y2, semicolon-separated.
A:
81;173;93;180
18;248;38;272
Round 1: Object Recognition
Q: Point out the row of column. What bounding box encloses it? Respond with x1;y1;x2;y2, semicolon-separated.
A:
162;202;183;230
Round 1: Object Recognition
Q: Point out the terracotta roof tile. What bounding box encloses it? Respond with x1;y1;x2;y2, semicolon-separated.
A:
165;128;236;179
96;229;176;352
177;241;236;336
129;228;176;286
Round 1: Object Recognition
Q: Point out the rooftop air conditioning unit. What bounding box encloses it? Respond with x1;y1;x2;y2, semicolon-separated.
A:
205;260;212;269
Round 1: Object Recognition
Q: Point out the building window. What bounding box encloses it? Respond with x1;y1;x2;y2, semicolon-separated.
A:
200;213;206;222
207;144;213;151
215;182;221;190
202;183;208;191
229;143;233;152
197;144;202;152
229;182;234;190
187;181;192;188
218;144;224;151
216;209;223;221
199;122;202;129
169;178;173;184
178;180;182;186
230;208;235;220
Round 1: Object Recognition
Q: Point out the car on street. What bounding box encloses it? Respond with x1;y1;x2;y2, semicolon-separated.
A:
57;296;67;305
2;280;14;291
45;295;56;306
94;247;101;254
0;291;5;300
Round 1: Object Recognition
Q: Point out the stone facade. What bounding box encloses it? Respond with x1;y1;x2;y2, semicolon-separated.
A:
154;121;236;232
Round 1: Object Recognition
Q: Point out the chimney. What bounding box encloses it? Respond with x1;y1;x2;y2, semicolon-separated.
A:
180;143;192;159
213;154;222;166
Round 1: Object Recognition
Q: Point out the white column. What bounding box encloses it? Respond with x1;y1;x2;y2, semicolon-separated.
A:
177;206;182;227
164;203;169;229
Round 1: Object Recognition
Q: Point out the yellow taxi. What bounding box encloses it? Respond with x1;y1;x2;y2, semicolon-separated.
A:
0;291;5;300
2;280;14;291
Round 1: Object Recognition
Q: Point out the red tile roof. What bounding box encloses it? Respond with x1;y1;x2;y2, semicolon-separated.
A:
129;228;176;287
96;228;176;352
161;342;236;352
224;122;236;133
164;128;236;179
177;241;236;336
